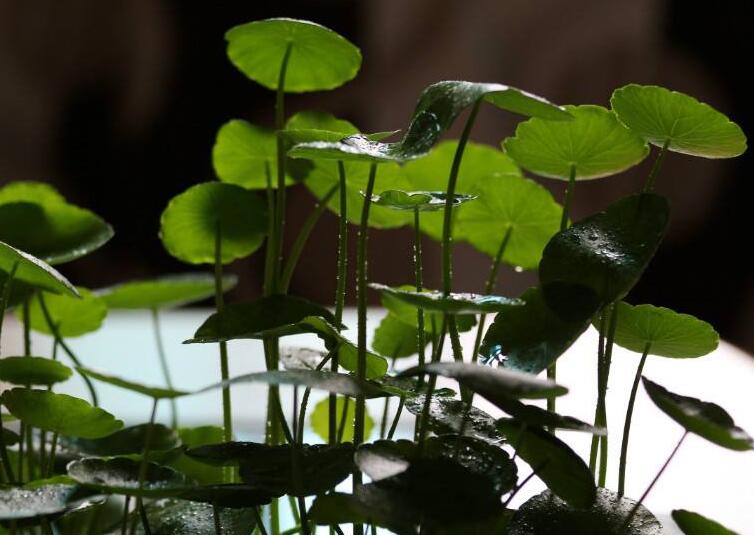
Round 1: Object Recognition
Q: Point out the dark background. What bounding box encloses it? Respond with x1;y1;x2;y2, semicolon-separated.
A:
1;1;752;351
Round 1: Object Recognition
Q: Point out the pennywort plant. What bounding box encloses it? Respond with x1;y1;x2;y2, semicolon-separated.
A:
0;16;750;535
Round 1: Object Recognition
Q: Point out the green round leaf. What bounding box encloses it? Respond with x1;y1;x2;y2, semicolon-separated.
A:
61;424;180;457
604;302;719;358
481;287;589;374
286;110;360;136
1;388;123;438
539;193;669;321
503;105;649;180
136;498;256;535
159;182;267;265
378;284;476;333
370;190;476;212
372;313;423;358
97;273;237;310
67;457;193;497
642;377;753;451
404;394;503;444
497;420;596;508
509;488;661;534
672;509;740;535
0;240;78;297
455;173;562;270
0;481;86;522
611;84;747;158
370;283;523;314
399;362;568;402
226;18;361;93
0;181;113;265
77;366;189;399
310;395;373;443
0;356;72;386
24;287;107;338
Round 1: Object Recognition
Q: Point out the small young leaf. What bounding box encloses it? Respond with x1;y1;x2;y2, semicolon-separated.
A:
508;489;661;534
0;356;73;386
136;498;256;535
0;240;78;297
370;190;476;212
602;302;719;358
67;457;193;497
24;287;107;338
310;395;374;443
1;388;123;438
0;181;113;265
672;509;740;535
404;394;503;444
77;366;190;399
226;18;362;93
503;105;649;180
370;283;523;314
61;424;180;457
497;420;596;508
399;362;568;402
539;193;669;321
159;182;267;265
642;377;753;450
481;287;589;374
97;273;237;310
611;84;747;158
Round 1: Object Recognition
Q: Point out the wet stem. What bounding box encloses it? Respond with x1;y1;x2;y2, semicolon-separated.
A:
135;397;159;535
330;161;348;444
213;224;233;447
642;139;670;193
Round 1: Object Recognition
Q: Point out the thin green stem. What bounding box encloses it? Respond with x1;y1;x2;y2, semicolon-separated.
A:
121;496;131;535
414;207;426;371
387;395;405;440
138;499;152;535
214;225;233;445
597;303;619;487
330;161;348;444
22;300;31;356
26;423;35;480
337;397;350;443
135;398;158;535
45;432;58;478
151;309;177;428
16;422;24;481
253;507;269;535
263;161;276;297
471;227;512;362
589;309;608;474
643;139;670;193
418;317;448;448
617;343;651;497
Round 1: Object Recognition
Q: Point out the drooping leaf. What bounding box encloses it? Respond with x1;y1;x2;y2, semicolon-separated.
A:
379;284;476;333
67;457;194;497
539;193;669;321
0;240;78;297
508;489;662;534
370;190;476;212
0;181;113;265
185;295;340;343
309;487;417;535
0;356;72;386
497;419;596;508
454;173;563;270
97;273;237;310
168;426;226;486
78;366;189;399
0;480;90;522
481;287;589;374
310;395;373;443
503;105;649;180
24;287;107;338
611;84;747;158
370;283;523;314
642;377;753;450
285;110;360;137
1;388;123;438
134;499;256;535
494;402;605;434
336;339;389;379
179;484;272;508
372;313;424;358
159;182;267;265
226;18;362;93
61;424;180;457
404;394;503;444
399;362;568;403
672;509;740;535
600;302;719;358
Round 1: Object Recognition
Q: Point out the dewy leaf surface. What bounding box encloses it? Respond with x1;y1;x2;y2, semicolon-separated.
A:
370;190;476;212
0;481;84;521
370;283;523;314
503;105;649;180
98;273;237;310
642;377;753;450
136;499;256;535
67;457;193;497
611;84;747;158
160;182;267;265
0;240;78;297
226;18;362;93
404;394;503;444
602;302;719;358
672;509;740;535
539;193;669;321
24;287;107;338
508;489;662;535
1;388;123;438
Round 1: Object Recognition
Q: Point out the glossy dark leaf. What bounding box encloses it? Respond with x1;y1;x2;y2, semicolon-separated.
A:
0;240;78;297
134;499;256;535
67;457;193;497
370;283;523;314
539;193;669;321
24;287;107;338
379;284;476;333
672;509;740;535
1;388;123;438
78;366;189;399
494;402;605;434
481;287;589;374
97;273;237;310
61;424;179;457
179;484;272;508
370;190;476;212
0;356;72;386
310;488;417;535
497;419;596;508
404;394;503;444
509;489;662;534
642;377;753;450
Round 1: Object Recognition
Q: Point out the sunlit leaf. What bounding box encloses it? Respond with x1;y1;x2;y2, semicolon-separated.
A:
371;190;476;212
97;273;237;310
672;509;740;535
310;395;373;443
0;356;72;386
611;84;747;158
78;366;190;399
0;240;78;297
370;283;522;314
379;284;476;333
642;377;753;451
23;287;107;338
67;457;193;497
159;182;267;265
503;105;648;180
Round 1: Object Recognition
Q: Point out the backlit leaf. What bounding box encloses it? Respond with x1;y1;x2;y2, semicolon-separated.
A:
97;273;237;310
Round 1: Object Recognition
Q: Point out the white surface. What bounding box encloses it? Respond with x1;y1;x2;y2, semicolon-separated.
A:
2;308;754;533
